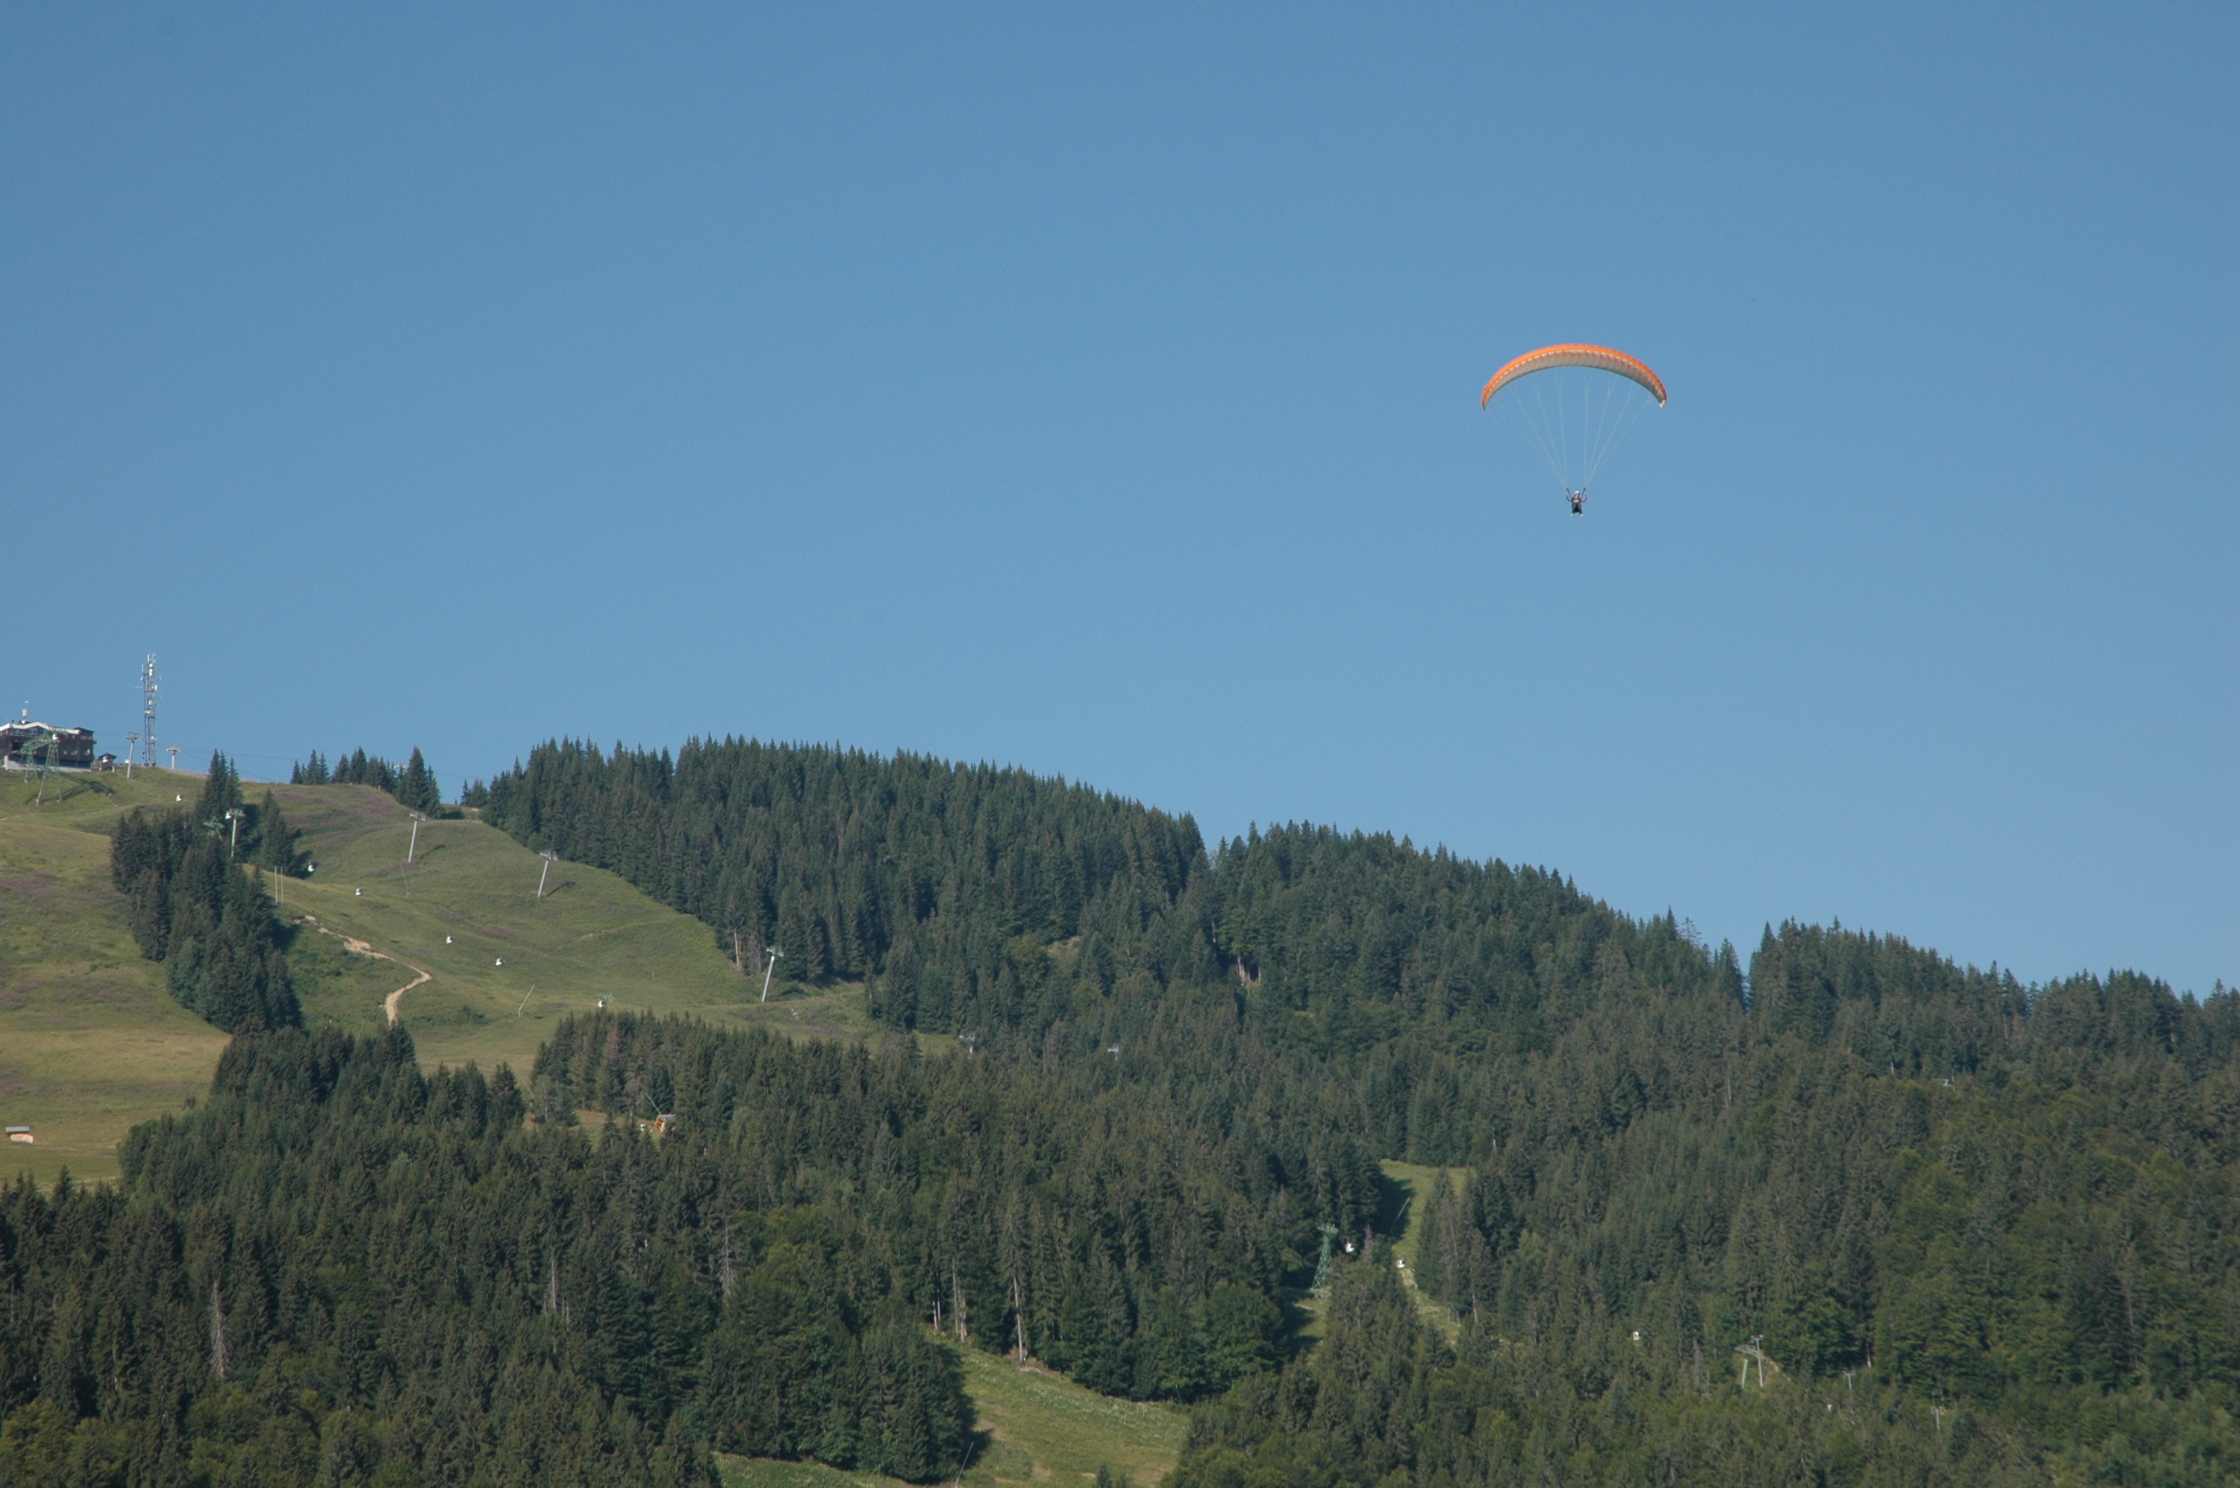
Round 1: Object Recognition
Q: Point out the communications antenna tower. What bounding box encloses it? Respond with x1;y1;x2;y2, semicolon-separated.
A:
138;656;159;767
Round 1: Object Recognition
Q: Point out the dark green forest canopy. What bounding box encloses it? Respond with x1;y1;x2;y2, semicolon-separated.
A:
470;738;2229;1144
0;1017;1333;1486
471;737;1725;1067
3;736;2234;1486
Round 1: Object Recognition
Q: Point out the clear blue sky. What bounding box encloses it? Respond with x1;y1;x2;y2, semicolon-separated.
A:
5;5;2232;994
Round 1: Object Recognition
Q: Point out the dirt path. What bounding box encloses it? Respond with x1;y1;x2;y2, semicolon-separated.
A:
299;916;430;1027
382;968;432;1026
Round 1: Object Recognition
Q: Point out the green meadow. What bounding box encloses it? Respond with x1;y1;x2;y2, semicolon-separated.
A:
0;767;231;1185
718;1336;1188;1488
263;780;850;1074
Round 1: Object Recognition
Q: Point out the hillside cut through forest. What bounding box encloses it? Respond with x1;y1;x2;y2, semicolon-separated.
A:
1;738;2233;1487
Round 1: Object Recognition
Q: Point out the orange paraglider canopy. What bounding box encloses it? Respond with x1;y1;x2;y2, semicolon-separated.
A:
1480;344;1667;408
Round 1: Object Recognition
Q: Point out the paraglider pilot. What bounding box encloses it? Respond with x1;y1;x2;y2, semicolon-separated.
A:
1567;488;1585;515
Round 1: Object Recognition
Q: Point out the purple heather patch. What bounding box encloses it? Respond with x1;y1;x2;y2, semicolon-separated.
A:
0;872;61;906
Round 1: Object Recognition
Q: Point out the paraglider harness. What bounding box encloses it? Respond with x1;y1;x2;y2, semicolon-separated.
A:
1567;488;1586;515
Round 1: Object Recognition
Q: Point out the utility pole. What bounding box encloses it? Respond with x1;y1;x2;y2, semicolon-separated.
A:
123;734;137;779
760;945;785;1002
167;746;179;772
403;810;428;897
223;808;244;860
536;849;558;899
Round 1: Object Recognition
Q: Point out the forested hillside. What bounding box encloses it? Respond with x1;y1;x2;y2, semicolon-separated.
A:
0;1010;1348;1486
472;739;2240;1480
1184;941;2240;1485
2;739;2232;1485
471;737;1211;1022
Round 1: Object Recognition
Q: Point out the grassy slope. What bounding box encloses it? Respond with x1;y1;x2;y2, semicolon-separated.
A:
0;768;231;1186
719;1336;1188;1488
267;782;879;1074
1378;1159;1471;1343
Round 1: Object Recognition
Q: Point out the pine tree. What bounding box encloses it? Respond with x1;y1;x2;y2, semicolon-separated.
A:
400;747;440;813
196;751;243;833
256;790;301;875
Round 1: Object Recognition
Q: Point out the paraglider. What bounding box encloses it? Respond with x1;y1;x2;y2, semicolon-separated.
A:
1480;344;1666;513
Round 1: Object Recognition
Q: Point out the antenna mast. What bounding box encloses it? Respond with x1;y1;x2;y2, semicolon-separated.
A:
138;655;159;767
